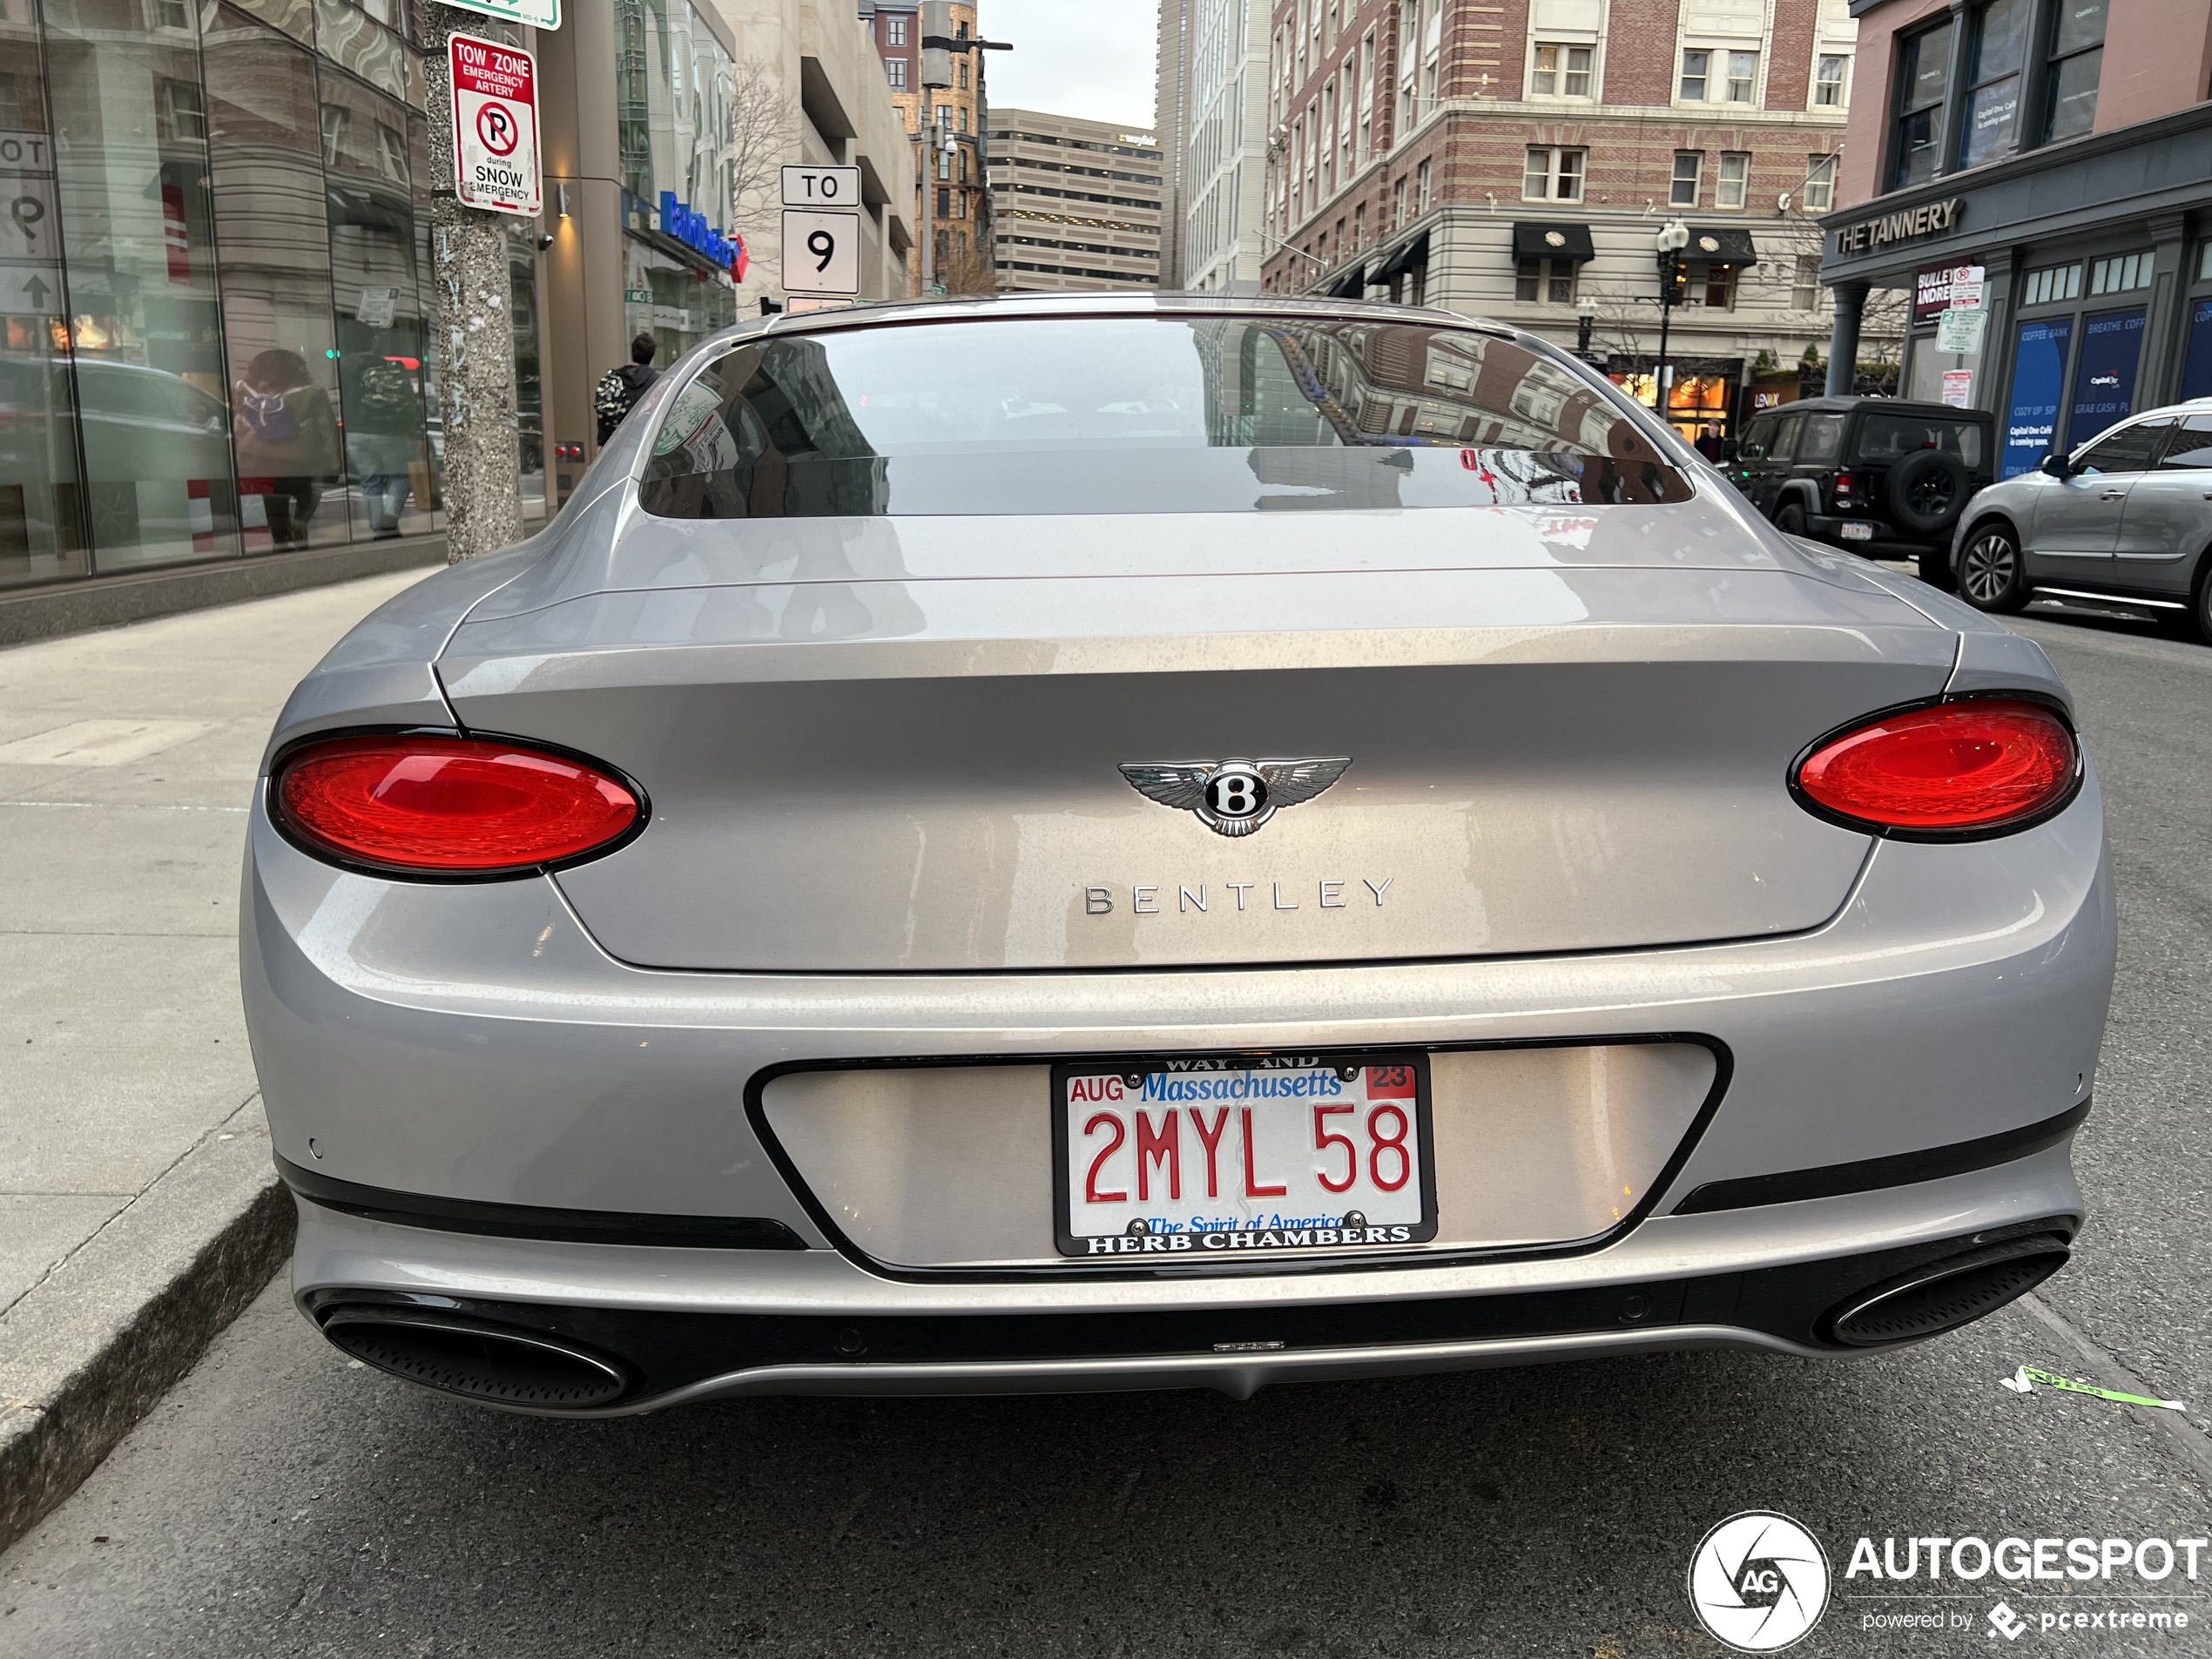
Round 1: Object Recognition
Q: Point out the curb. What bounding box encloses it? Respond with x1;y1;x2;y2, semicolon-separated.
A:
0;532;448;651
0;1100;296;1554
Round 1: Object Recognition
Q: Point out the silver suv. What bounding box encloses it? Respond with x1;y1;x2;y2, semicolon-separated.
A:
1953;399;2212;641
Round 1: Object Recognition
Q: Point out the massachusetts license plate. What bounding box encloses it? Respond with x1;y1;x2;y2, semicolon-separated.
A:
1839;521;1874;540
1052;1053;1437;1259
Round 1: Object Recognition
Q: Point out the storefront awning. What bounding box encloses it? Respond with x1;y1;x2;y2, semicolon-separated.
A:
1511;222;1595;263
1684;226;1759;268
1325;264;1368;298
1373;231;1429;282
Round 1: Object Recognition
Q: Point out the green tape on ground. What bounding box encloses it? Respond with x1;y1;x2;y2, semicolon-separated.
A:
2020;1365;2186;1412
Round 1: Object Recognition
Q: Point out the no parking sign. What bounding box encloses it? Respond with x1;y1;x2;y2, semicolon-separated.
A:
449;34;540;217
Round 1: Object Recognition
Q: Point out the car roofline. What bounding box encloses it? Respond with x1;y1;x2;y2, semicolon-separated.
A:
707;289;1520;349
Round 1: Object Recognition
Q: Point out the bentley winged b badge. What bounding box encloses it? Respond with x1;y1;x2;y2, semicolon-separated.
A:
1118;757;1352;838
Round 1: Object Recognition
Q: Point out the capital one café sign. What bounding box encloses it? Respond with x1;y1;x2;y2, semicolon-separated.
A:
1836;198;1964;255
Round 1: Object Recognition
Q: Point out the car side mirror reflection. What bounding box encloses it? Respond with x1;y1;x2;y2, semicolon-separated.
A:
1720;440;1740;462
2039;451;2073;479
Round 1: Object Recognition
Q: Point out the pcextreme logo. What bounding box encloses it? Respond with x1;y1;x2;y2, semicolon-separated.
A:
1688;1511;1832;1652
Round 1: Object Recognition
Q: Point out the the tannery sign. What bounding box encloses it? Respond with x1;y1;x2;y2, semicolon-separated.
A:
1835;198;1963;255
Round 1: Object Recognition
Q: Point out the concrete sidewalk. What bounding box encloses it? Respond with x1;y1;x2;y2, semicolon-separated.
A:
0;569;435;1549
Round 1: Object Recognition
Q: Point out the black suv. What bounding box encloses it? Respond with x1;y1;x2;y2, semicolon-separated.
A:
1731;397;1994;584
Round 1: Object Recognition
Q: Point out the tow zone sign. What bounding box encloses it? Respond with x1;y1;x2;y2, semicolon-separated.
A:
450;35;540;216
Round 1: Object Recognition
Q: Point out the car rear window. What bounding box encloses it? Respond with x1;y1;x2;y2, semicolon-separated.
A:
1857;411;1984;469
637;315;1692;518
1797;414;1844;463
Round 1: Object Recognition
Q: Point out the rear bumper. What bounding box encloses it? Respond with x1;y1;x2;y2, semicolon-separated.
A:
1804;512;1941;554
289;1151;2084;1411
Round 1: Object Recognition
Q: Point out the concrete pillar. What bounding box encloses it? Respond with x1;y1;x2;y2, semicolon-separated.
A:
1826;280;1867;397
419;3;526;562
536;0;626;496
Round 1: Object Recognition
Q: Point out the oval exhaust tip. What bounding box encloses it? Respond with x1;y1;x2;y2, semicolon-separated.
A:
1824;1235;2070;1348
321;1306;630;1409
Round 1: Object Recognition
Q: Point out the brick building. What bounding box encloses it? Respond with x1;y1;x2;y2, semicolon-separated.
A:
862;0;993;293
1259;0;1859;444
1822;0;2212;477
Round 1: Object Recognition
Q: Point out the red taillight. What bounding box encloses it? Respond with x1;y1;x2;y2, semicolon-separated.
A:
1793;699;2078;835
274;735;641;874
1832;470;1856;497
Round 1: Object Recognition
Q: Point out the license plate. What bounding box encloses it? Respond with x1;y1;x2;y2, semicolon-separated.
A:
1052;1053;1437;1259
1839;522;1874;541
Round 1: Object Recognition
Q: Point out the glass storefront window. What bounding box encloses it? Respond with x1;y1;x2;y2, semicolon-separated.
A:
320;60;432;541
315;0;404;102
509;230;544;519
0;15;88;586
204;10;344;553
623;239;736;365
406;108;444;528
615;0;737;234
44;0;237;571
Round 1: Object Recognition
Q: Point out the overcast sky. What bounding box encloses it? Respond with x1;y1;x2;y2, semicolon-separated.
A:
981;1;1159;134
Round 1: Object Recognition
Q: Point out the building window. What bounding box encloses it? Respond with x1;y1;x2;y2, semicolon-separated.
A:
1670;150;1702;207
1522;146;1583;202
1802;152;1837;211
2089;252;2153;294
157;76;205;142
887;15;906;45
1530;43;1593;98
1814;54;1849;106
937;185;950;217
1420;0;1443;105
1516;258;1578;303
2020;261;2083;306
887;57;907;88
1679;49;1710;101
1726;51;1757;102
958;59;968;89
1700;266;1737;309
319;102;348;169
1353;201;1366;249
1417;157;1433;212
1396;0;1416;133
1960;0;2029;169
1793;254;1821;309
2044;0;2106;142
1890;20;1953;189
1357;30;1375;165
1392;173;1407;227
1716;152;1750;209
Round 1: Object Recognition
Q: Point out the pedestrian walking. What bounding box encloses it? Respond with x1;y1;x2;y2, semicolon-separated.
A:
233;348;340;549
594;333;661;445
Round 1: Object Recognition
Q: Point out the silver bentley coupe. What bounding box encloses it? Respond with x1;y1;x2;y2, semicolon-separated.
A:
243;293;2114;1414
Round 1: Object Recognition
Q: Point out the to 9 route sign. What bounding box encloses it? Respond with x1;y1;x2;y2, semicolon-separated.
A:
780;207;860;297
450;34;540;217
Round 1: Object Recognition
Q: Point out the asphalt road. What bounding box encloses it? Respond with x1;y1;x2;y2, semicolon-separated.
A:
4;608;2211;1659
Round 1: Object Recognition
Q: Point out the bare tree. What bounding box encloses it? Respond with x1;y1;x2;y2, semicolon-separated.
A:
1751;209;1908;391
730;59;798;239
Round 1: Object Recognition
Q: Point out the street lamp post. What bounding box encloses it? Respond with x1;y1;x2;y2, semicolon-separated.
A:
1575;293;1598;364
1654;218;1689;434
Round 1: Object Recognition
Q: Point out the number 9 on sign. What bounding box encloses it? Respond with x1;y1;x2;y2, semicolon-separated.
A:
780;206;860;297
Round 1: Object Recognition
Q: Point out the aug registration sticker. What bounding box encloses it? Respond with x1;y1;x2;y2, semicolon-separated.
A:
1051;1054;1437;1258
